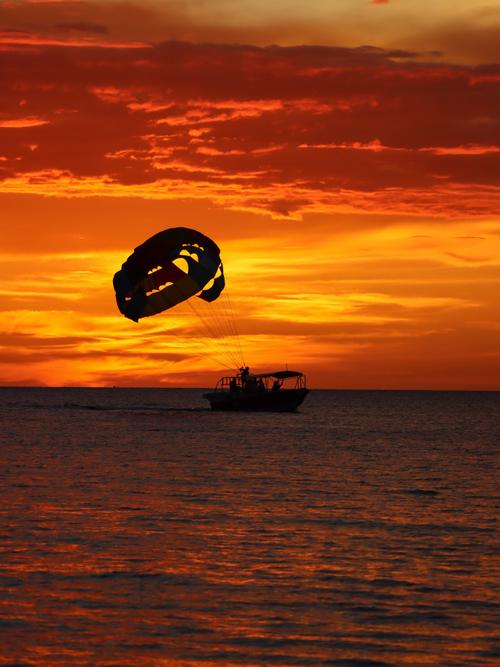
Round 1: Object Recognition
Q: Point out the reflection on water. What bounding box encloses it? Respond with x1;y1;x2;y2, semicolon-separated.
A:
0;388;498;666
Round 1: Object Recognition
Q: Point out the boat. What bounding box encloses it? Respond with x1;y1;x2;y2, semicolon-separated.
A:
203;367;309;412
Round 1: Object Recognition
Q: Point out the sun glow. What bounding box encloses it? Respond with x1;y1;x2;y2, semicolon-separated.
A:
0;1;499;388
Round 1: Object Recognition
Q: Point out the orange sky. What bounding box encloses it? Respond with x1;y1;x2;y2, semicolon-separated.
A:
1;0;499;389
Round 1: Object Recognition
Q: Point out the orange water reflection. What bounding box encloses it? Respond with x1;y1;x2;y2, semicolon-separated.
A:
0;388;498;666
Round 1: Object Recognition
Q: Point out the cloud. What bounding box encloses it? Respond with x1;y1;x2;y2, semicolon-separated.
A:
0;117;50;128
1;2;499;390
1;0;499;65
0;31;148;48
0;39;498;219
55;22;109;35
1;214;499;387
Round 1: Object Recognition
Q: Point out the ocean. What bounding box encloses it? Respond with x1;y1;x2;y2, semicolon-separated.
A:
0;387;498;666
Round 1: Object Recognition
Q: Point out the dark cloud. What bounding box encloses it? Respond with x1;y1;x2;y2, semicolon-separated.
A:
55;22;108;35
0;331;189;364
0;332;95;348
86;371;197;388
2;28;32;35
1;0;499;65
0;376;48;387
0;349;187;363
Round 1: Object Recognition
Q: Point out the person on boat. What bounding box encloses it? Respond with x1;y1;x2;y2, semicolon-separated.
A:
272;379;281;392
229;377;238;392
257;378;265;393
239;366;250;390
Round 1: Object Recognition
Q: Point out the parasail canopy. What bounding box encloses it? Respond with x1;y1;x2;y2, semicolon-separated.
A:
113;227;225;322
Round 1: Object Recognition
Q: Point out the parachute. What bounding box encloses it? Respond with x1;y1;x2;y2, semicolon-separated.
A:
113;227;225;322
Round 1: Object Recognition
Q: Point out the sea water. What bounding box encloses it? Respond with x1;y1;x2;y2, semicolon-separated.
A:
0;387;498;666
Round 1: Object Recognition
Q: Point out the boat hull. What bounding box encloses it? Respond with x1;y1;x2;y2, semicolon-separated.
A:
203;388;309;412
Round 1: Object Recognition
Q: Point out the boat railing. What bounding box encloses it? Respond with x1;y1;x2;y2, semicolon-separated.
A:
214;373;307;393
294;374;307;390
214;376;244;392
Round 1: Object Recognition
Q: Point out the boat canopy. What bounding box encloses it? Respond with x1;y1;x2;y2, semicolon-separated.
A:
251;370;303;379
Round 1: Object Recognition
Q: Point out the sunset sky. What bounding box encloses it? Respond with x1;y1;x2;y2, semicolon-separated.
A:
1;0;499;388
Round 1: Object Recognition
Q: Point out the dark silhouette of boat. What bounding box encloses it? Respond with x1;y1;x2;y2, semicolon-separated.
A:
203;367;309;412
